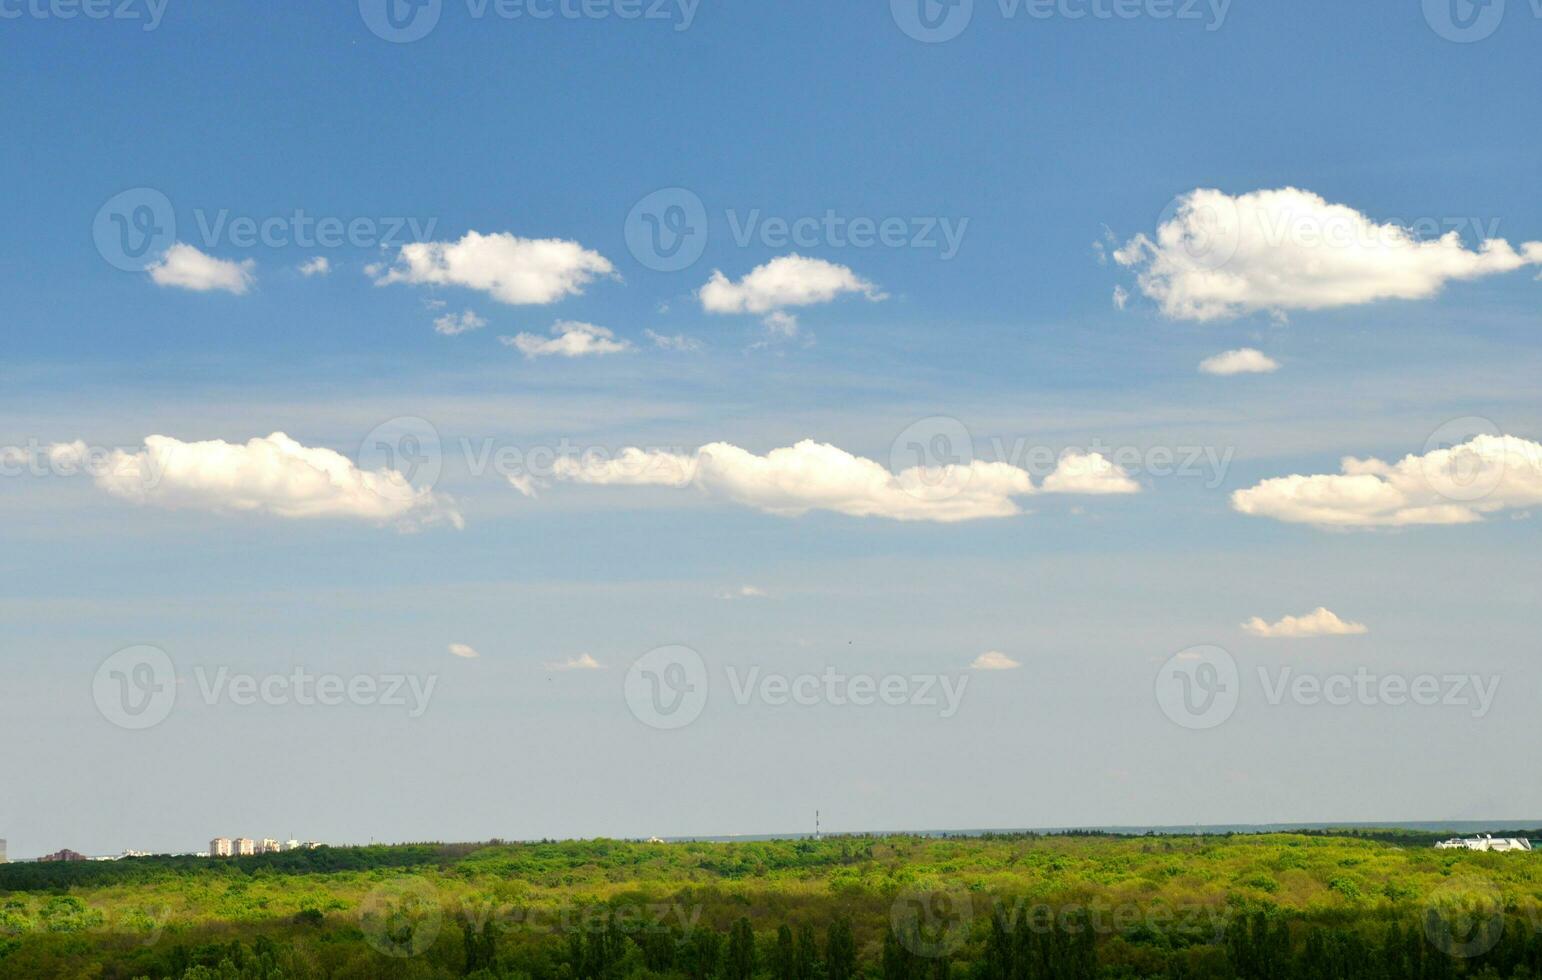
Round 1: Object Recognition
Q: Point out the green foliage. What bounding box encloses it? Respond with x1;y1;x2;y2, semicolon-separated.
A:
0;833;1539;978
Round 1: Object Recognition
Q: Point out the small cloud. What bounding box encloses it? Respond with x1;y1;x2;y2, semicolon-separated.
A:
434;309;487;336
506;473;539;498
545;653;604;671
699;254;885;315
1242;607;1368;638
449;643;481;659
501;321;632;359
297;256;331;277
1199;348;1280;376
1112;285;1129;310
762;310;800;337
369;230;616;305
717;585;768;600
148;243;255;294
970;650;1021;670
644;329;703;352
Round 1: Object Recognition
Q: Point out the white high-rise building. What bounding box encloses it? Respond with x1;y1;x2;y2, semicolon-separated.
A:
209;838;233;858
260;839;281;854
234;838;256;856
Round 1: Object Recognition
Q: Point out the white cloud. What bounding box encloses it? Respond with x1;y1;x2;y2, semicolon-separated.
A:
297;256;331;277
1114;188;1542;321
550;440;1137;523
699;255;885;315
433;310;487;336
501;321;632;358
506;473;539;498
48;432;460;531
970;650;1021;670
369;230;615;305
644;329;703;352
1112;285;1129;310
718;585;768;600
1232;433;1542;528
148;243;255;294
449;643;481;659
1040;451;1140;495
1199;348;1280;376
545;653;604;671
1242;607;1368;638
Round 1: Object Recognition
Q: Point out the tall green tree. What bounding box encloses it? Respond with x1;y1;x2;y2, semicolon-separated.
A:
827;919;856;980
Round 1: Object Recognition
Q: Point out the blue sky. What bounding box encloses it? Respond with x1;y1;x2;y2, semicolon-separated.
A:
3;1;1542;858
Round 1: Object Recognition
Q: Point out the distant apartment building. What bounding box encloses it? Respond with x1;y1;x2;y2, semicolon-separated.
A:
209;837;233;857
0;838;7;864
260;839;282;854
235;838;256;856
285;839;301;851
39;849;88;862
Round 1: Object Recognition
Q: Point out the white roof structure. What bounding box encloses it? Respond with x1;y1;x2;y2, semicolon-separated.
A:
1434;835;1533;852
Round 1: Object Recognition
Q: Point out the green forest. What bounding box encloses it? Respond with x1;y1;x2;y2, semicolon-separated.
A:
1;832;1539;979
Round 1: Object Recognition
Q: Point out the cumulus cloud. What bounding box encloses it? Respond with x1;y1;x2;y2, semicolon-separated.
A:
47;432;460;531
148;243;255;294
449;643;481;659
1243;607;1368;638
1114;188;1542;321
550;440;1137;523
433;310;487;336
699;255;885;315
545;653;604;671
1232;433;1542;528
1199;348;1280;376
297;256;330;277
501;321;631;358
1040;451;1141;495
970;651;1021;670
369;230;615;305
